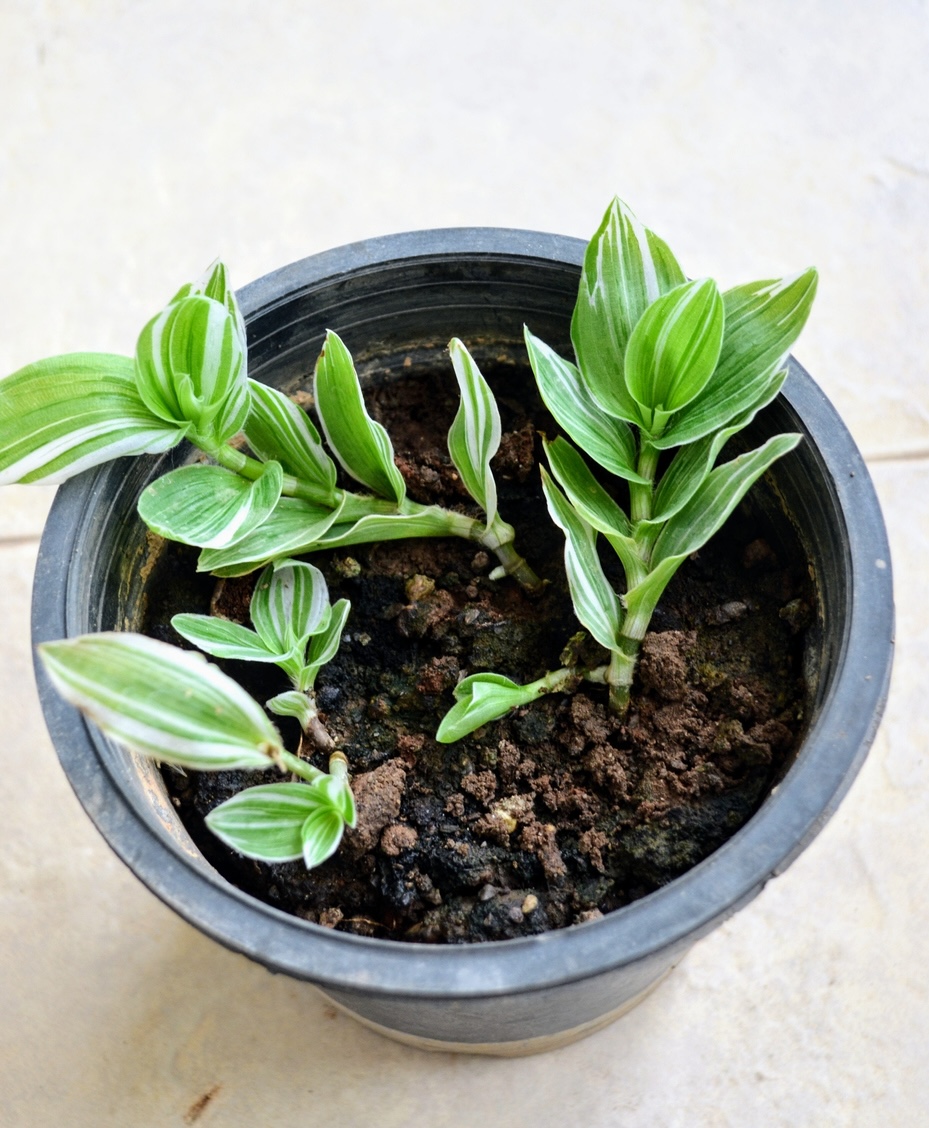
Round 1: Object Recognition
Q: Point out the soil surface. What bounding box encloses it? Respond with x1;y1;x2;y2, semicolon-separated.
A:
147;352;814;944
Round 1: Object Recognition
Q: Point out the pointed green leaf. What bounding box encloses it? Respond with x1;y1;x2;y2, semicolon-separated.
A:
647;368;789;526
447;338;501;525
38;632;283;770
250;559;331;655
205;781;330;862
300;598;351;690
436;673;542;744
542;437;643;585
571;196;686;423
197;495;344;577
314;772;357;828
308;506;464;552
313;330;406;503
266;690;317;729
652;433;802;566
524;328;647;482
301;805;347;869
138;460;284;549
171;613;289;663
624;278;724;426
244;379;337;494
541;468;623;652
0;353;185;484
654;269;818;449
135;292;248;449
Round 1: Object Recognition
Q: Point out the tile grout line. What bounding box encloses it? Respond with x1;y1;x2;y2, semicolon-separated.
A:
0;535;43;547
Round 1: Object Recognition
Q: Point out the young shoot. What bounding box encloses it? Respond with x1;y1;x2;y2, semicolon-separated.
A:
437;197;817;741
38;630;356;870
0;265;540;590
172;557;350;751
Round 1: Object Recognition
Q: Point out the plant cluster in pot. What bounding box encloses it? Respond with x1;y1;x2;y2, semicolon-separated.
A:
3;198;893;1055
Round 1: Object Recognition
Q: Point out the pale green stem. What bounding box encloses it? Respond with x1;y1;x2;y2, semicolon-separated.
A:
210;444;543;591
630;441;660;524
280;749;324;784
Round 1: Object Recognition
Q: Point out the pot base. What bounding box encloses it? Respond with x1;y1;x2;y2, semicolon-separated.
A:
321;967;674;1057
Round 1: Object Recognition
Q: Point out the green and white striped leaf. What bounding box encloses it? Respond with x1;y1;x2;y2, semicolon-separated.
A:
313;330;406;504
135;292;249;449
138;460;284;549
171;613;289;664
571;196;686;423
524;329;646;483
654;269;818;449
646;369;789;526
542;437;643;585
169;261;247;356
197;496;344;577
624;278;724;427
205;781;331;862
541;468;623;652
300;598;351;691
38;632;283;770
436;673;541;744
250;559;331;655
314;772;357;828
244;380;337;495
447;339;501;525
301;805;348;869
0;353;185;484
266;690;317;729
308;506;466;552
652;433;802;567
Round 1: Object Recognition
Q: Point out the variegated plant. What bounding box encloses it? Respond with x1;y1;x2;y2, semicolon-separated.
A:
437;197;817;742
0;264;539;589
39;562;357;868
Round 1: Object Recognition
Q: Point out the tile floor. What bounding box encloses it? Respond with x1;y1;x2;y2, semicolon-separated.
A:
1;4;926;1124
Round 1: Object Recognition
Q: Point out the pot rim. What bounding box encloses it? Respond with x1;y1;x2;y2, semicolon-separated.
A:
32;227;895;999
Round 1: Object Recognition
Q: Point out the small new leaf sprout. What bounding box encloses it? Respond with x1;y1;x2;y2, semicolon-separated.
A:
439;196;815;739
37;631;355;869
172;558;349;750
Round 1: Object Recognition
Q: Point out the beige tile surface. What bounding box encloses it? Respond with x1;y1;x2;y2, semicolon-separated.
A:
1;2;926;1124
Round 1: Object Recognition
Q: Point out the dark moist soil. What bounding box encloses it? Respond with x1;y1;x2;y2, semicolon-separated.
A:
146;351;815;944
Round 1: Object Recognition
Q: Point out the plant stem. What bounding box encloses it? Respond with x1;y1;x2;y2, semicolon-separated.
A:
630;441;660;523
211;443;544;591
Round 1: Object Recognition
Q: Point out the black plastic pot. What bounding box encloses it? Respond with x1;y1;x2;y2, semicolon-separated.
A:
32;230;894;1055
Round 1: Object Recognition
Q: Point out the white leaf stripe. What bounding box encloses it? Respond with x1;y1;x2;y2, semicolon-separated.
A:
524;330;646;483
541;470;622;651
39;633;283;770
245;380;336;492
197;496;344;576
447;339;500;524
137;461;283;549
0;353;184;484
313;330;406;504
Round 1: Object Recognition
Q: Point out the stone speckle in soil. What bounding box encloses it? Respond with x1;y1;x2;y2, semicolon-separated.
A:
150;354;815;944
